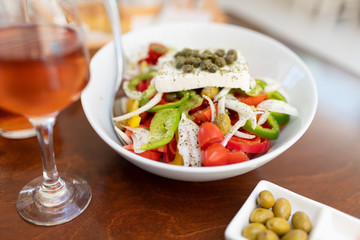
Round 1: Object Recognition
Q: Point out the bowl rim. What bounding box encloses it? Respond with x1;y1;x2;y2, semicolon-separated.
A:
82;21;318;175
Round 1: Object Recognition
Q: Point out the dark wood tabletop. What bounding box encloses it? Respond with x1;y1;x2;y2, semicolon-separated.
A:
1;22;360;240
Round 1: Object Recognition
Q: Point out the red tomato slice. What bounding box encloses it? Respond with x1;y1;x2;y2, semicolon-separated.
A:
198;122;224;150
123;144;161;161
235;93;267;106
190;104;218;125
124;125;148;139
168;136;177;155
202;142;248;166
135;79;151;92
227;135;271;153
162;144;175;163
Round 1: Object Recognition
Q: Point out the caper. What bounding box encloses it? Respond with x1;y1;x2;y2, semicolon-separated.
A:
225;54;236;64
273;198;292;220
214;113;231;135
200;50;212;59
280;229;308;240
291;211;312;233
257;190;275;209
266;217;290;236
201;87;219;99
182;48;193;56
227;49;238;59
215;49;225;57
258;229;280;240
200;59;212;71
165;93;178;102
242;223;266;240
175;56;186;69
182;64;193;73
249;208;274;224
214;57;226;67
174;51;186;57
192;57;202;68
207;63;218;73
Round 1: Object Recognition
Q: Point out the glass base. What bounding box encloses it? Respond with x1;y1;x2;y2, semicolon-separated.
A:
16;173;92;226
0;128;36;139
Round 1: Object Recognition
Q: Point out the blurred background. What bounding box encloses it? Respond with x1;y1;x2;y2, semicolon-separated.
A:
77;0;360;123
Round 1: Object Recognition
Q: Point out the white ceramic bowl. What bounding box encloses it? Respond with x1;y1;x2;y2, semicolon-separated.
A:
81;22;317;182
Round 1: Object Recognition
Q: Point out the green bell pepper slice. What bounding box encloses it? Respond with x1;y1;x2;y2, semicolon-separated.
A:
270;112;290;126
140;108;181;150
266;90;290;125
179;91;203;114
128;70;157;91
266;90;287;102
149;91;190;112
243;114;280;140
139;84;156;107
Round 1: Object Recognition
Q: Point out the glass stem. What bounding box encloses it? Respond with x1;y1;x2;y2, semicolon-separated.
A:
30;116;65;195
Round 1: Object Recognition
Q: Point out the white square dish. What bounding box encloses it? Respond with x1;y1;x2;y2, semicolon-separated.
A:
225;180;360;240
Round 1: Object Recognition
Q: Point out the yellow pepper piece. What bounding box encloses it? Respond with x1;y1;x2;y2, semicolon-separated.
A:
127;99;141;128
170;151;184;166
127;98;139;112
140;61;148;73
128;115;141;128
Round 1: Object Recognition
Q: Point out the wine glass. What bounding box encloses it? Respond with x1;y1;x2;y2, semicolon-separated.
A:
0;0;92;225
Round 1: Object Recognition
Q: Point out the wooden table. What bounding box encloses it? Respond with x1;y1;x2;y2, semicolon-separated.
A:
1;24;360;240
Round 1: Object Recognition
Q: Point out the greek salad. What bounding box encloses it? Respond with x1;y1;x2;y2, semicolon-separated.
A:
113;43;298;167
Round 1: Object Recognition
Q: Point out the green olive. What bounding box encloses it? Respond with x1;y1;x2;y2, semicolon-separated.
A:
242;223;266;240
273;198;292;220
201;86;219;99
214;113;231;135
280;229;308;240
291;211;312;233
266;217;291;236
257;190;275;209
257;229;280;240
249;208;274;224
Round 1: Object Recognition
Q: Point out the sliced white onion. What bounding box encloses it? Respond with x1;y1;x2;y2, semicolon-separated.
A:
234;131;256;139
258;111;270;125
225;96;257;129
113;92;163;122
249;77;257;90
218;96;226;115
114;126;133;145
122;81;142;100
257;76;290;100
202;95;216;123
177;113;202;167
124;126;151;153
257;99;299;116
214;87;231;102
221;97;257;146
225;94;238;101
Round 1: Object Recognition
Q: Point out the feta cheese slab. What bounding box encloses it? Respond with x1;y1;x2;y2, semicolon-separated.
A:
153;50;252;93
